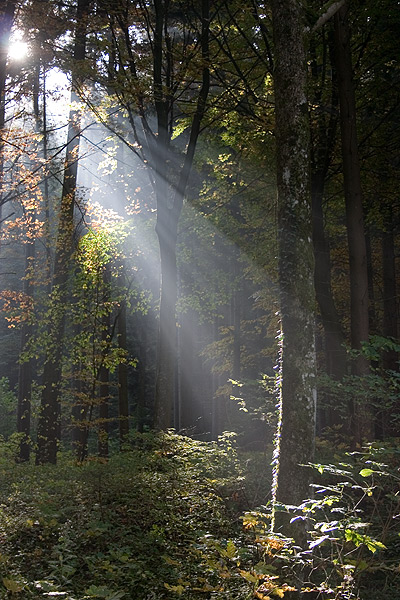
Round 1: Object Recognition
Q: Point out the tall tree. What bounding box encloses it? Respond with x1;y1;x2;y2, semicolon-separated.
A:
334;1;371;442
271;0;316;545
36;0;90;464
92;0;210;429
98;261;111;458
0;1;16;237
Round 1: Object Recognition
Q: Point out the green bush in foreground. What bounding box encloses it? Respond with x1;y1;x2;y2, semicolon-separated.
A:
0;431;258;599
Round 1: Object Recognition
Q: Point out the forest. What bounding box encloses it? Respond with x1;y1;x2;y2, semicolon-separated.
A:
0;0;399;598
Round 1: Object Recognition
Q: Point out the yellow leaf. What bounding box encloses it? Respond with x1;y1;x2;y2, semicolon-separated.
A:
239;569;258;583
164;583;185;595
226;540;236;559
2;578;23;592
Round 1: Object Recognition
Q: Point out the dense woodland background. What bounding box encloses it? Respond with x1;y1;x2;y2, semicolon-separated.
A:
0;0;400;598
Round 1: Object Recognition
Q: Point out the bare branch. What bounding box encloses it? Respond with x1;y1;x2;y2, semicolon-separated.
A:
312;0;346;32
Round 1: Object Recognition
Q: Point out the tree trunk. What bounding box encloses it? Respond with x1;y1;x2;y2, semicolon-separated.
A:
118;295;129;448
312;172;347;381
232;252;241;381
153;0;210;429
271;0;316;548
382;207;397;371
36;0;89;464
98;262;111;459
154;221;179;428
136;311;148;433
380;207;398;438
312;171;348;432
365;231;377;333
334;2;371;443
17;240;35;462
0;1;15;238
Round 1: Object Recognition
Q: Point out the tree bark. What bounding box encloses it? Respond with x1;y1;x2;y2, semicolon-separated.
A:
271;0;316;547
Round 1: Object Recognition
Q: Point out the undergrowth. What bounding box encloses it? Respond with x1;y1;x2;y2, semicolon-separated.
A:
0;431;267;599
0;433;399;599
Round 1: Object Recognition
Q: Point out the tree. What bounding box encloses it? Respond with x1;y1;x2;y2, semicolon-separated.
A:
334;1;371;443
271;0;316;544
36;0;90;464
0;1;16;238
89;0;211;429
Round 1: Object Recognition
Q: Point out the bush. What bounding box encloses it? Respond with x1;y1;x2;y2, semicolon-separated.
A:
0;431;251;599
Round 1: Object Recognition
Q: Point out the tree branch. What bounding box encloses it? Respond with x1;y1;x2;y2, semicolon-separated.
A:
312;0;346;32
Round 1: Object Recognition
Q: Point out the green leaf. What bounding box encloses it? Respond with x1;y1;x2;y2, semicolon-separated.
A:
359;468;374;477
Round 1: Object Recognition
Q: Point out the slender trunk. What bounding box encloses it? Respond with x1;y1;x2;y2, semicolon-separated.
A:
365;231;377;333
312;172;347;380
118;296;129;447
17;241;35;462
0;1;15;240
16;55;43;462
211;314;220;440
380;209;398;438
312;171;348;431
98;359;110;458
334;2;371;443
271;0;316;549
36;0;89;464
382;211;398;371
232;253;241;381
310;31;346;387
153;0;210;428
42;71;52;292
98;263;111;458
136;312;147;433
154;224;178;428
71;363;87;460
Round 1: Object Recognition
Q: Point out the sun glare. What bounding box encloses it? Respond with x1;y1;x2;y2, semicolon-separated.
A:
8;35;29;61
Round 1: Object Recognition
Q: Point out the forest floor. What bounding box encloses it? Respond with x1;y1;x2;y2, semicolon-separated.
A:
0;432;398;599
0;432;271;599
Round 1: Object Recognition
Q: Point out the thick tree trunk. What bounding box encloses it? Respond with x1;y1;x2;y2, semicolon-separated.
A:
271;0;316;547
334;2;372;443
36;0;89;464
